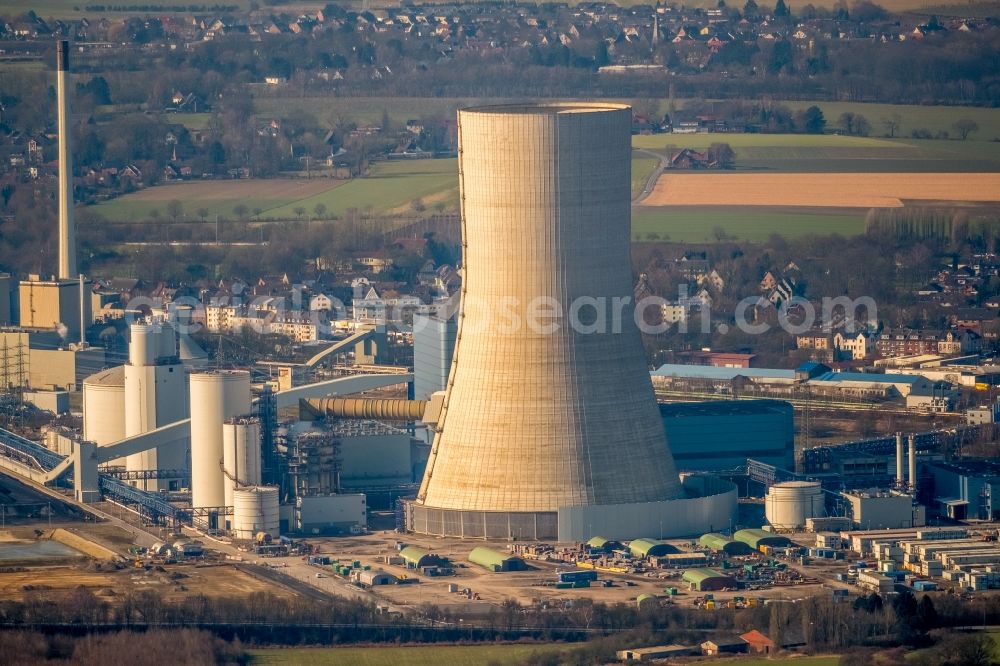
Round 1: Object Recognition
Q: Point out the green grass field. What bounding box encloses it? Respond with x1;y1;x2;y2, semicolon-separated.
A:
632;207;866;243
631;156;660;199
248;643;571;666
257;96;1000;143
90;155;664;221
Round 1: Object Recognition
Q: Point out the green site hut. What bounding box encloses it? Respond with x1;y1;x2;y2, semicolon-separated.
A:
586;536;623;553
733;529;791;551
682;568;738;592
636;593;658;609
468;546;525;572
399;546;444;569
699;533;755;556
628;538;678;558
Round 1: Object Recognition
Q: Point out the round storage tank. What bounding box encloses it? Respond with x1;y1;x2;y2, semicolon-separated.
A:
232;486;279;540
82;367;126;463
223;418;262;510
157;322;177;360
190;371;251;509
129;323;157;366
765;481;825;530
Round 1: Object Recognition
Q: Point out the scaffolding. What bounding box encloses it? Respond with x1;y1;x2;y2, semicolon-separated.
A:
287;429;342;498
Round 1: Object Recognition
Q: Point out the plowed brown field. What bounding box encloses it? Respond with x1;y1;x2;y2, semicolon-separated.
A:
640;172;1000;208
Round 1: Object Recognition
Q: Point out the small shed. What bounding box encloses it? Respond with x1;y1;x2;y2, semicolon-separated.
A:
468;547;525;572
682;568;737;592
701;638;748;656
399;546;444;569
586;536;622;553
628;538;678;558
636;593;658;609
699;533;754;556
358;569;398;586
733;528;791;551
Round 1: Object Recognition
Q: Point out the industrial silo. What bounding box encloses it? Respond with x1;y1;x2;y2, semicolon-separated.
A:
232;486;280;540
82;366;126;465
764;481;825;530
411;103;683;540
190;370;251;509
222;418;262;511
124;322;188;491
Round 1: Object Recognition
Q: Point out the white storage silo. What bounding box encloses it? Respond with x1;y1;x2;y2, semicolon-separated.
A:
190;370;251;509
82;366;126;465
222;418;262;511
232;486;279;540
765;481;825;530
125;322;188;491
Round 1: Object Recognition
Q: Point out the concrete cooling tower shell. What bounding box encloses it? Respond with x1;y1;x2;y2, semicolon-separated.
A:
411;103;694;540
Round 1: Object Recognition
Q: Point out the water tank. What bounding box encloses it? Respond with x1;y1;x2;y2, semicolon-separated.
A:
129;323;157;366
223;418;262;510
765;481;825;530
190;371;251;508
232;486;279;540
82;367;126;462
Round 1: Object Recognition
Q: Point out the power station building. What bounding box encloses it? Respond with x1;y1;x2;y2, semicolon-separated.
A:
407;103;735;541
412;313;456;401
659;400;794;471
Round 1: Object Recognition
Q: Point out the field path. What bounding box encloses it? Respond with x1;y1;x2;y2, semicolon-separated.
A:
641;172;1000;208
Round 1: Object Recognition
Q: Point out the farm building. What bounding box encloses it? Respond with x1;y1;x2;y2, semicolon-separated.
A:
358;569;398;586
682;568;737;592
616;645;698;662
701;638;748;656
734;529;791;551
699;533;754;556
586;536;623;553
468;547;525;572
628;538;678;558
399;546;444;569
740;629;775;654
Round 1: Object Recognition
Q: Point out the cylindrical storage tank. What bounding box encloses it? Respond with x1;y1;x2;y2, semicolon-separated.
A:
129;323;157;367
82;367;126;446
765;481;825;530
190;371;251;509
83;367;128;466
157;322;177;360
223;418;262;510
232;486;279;540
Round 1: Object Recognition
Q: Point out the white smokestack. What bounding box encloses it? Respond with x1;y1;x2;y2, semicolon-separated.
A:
57;40;77;280
908;434;917;492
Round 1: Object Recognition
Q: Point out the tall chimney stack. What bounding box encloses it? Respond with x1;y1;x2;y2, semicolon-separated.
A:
56;39;77;280
895;432;905;487
908;434;917;492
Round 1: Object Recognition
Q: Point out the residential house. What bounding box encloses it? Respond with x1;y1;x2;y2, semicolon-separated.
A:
833;329;878;360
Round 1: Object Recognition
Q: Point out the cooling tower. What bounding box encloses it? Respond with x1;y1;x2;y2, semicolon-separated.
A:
411;103;688;540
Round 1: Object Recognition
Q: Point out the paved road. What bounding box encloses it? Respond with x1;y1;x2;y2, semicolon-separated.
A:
634;148;667;204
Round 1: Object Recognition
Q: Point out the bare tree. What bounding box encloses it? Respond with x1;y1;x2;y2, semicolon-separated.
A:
953;118;979;140
883;113;902;138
